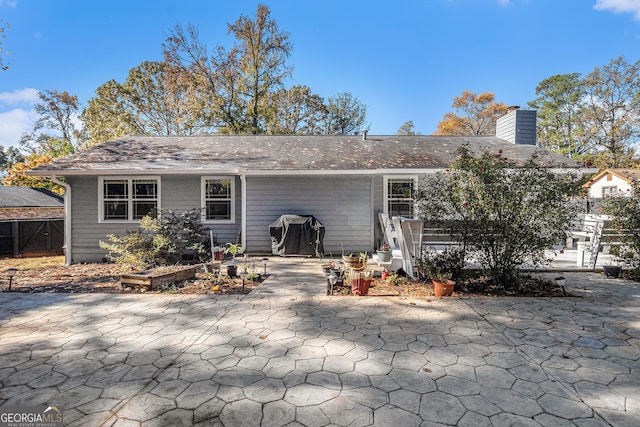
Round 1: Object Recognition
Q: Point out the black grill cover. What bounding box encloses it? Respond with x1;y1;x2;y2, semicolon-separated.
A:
269;215;324;256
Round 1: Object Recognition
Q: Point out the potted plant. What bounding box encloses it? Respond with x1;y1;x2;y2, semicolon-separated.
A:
418;247;466;297
342;252;364;269
603;264;622;278
376;244;392;263
224;243;243;277
321;261;335;274
432;273;455;297
349;269;373;296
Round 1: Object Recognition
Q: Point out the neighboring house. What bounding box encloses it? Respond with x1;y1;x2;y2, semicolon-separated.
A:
584;168;640;198
0;187;65;258
26;109;588;264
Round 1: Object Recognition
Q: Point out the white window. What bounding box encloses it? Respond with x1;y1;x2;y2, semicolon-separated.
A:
99;177;160;222
602;186;618;198
202;177;235;223
384;176;418;218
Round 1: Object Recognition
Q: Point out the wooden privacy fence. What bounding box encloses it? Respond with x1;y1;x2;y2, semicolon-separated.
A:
0;219;64;258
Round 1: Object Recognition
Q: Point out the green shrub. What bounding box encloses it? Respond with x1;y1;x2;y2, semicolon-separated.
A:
418;246;466;281
604;184;640;269
416;146;581;289
100;208;212;270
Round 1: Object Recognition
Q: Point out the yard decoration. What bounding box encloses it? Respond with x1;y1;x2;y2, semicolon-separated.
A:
225;243;244;277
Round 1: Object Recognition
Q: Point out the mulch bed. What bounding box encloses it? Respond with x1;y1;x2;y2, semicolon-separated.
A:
2;258;567;297
1;263;264;295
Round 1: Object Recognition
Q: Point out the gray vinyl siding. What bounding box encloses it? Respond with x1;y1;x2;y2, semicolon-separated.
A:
496;109;537;145
67;175;240;263
245;175;374;255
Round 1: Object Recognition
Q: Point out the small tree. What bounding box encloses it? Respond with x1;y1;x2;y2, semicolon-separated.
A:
416;147;581;288
603;184;640;269
100;208;212;270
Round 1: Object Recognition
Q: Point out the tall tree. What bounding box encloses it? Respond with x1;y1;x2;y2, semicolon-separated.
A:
264;85;327;134
228;3;293;133
163;4;292;134
0;19;8;71
0;145;24;177
397;120;418;135
164;24;247;134
527;73;587;156
8;90;81;191
582;56;640;167
323;92;368;135
20;90;84;156
2;153;64;194
83;61;205;145
434;90;508;136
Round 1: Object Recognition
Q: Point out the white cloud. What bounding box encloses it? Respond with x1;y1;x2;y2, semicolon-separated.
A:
0;0;17;7
594;0;640;20
0;88;39;105
0;107;36;147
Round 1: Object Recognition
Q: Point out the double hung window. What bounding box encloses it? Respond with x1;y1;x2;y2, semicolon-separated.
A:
100;177;159;221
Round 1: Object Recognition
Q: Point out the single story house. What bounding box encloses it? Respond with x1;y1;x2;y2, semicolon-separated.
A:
584;168;640;198
26;110;589;264
0;187;65;258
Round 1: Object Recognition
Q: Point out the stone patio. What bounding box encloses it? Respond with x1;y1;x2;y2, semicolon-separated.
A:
0;258;638;426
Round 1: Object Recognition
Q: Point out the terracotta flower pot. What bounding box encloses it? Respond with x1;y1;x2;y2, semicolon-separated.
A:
433;279;455;297
351;278;372;296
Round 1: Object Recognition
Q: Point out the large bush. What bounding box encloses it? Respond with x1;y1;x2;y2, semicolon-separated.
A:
416;146;581;288
100;208;212;270
603;184;640;269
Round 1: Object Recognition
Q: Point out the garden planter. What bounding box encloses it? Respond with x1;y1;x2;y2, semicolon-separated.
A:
342;255;364;269
227;265;238;278
351;278;372;296
433;279;455;297
376;250;392;263
603;265;622;278
203;261;222;273
322;262;335;274
213;247;225;261
121;265;197;291
350;270;372;296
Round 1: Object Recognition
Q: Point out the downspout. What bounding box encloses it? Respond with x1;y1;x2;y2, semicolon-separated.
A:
50;176;72;266
240;174;247;250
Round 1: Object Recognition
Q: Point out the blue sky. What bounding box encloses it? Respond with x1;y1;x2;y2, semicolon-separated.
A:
1;0;640;148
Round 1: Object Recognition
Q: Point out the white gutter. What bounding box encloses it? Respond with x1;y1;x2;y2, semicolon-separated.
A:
50;176;72;266
240;174;247;250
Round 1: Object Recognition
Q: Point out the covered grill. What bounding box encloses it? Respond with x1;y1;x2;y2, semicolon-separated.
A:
269;214;324;256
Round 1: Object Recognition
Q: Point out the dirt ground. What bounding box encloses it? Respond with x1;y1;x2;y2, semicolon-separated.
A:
1;256;567;297
0;257;261;294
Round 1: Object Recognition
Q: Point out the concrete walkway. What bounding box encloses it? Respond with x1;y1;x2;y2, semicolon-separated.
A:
1;258;639;426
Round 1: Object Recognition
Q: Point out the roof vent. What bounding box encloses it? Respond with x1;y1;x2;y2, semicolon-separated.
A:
362;130;368;141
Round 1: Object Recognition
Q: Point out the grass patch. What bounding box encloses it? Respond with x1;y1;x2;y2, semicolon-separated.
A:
0;256;65;271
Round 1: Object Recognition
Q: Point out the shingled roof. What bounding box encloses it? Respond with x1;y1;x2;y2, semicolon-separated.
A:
0;187;63;208
27;134;581;176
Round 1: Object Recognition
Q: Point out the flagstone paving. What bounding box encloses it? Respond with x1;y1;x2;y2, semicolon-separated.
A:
1;258;639;426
